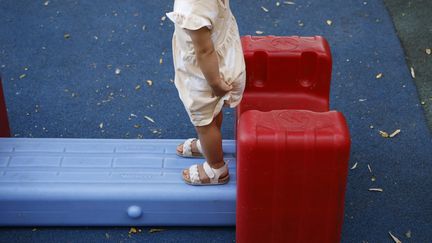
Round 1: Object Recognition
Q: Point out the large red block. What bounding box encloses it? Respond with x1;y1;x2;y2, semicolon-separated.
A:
238;35;332;116
236;109;350;243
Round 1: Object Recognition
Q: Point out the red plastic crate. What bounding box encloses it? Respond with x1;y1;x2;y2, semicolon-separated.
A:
236;109;350;243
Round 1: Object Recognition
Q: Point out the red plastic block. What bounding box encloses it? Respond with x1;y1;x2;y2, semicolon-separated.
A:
0;77;10;137
236;110;350;243
238;35;332;116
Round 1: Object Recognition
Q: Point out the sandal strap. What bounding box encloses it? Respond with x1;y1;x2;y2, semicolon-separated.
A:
203;161;227;184
196;139;203;154
182;138;195;156
188;164;201;184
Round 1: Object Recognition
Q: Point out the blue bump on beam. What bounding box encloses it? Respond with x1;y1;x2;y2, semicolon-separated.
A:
0;138;237;226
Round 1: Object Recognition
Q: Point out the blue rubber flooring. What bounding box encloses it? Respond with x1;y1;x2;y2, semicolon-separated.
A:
0;0;431;242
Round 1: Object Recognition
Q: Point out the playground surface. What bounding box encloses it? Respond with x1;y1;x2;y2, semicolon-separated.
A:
0;0;431;242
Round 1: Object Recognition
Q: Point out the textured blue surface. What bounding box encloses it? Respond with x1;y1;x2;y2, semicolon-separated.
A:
0;0;431;242
0;138;236;226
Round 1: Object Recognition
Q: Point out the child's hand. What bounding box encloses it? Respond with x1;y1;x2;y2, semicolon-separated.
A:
210;77;233;97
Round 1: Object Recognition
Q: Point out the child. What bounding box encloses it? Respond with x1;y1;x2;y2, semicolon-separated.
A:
166;0;246;185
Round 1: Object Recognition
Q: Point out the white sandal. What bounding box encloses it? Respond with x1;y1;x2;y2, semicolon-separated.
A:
176;138;204;158
183;161;230;186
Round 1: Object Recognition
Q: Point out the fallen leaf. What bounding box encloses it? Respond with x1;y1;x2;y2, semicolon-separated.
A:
283;1;296;5
255;30;264;34
426;48;431;55
405;230;411;238
159;57;163;64
379;130;389;138
421;101;425;105
99;123;104;129
32;228;37;232
261;6;269;12
376;73;383;79
105;233;110;239
115;68;121;75
410;67;415;78
149;228;165;233
367;164;372;173
388;231;402;243
135;84;141;90
64;33;71;39
144;115;155;123
350;162;358;170
134;124;141;128
326;20;332;26
161;16;166;21
369;188;383;192
371;176;376;182
389;129;401;138
19;74;26;79
146;80;153;86
129;227;138;234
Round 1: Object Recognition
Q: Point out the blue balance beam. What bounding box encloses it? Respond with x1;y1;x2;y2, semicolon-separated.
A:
0;138;236;226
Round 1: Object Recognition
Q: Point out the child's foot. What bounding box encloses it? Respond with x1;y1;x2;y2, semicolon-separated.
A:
176;138;204;158
182;161;229;185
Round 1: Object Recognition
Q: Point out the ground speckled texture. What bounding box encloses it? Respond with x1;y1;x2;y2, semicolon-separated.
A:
0;0;431;242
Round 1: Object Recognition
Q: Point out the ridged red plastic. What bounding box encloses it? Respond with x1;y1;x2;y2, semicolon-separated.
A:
238;35;332;116
237;110;350;243
235;36;350;243
0;77;10;137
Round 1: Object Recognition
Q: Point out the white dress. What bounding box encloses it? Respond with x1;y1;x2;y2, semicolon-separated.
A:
166;0;246;126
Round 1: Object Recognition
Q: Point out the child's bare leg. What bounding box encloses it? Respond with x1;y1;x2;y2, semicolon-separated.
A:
176;111;223;154
194;113;225;169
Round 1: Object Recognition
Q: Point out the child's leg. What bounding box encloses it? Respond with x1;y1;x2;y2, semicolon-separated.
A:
194;112;225;169
176;111;223;155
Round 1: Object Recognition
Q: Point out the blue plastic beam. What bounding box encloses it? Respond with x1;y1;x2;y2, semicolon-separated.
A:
0;138;236;226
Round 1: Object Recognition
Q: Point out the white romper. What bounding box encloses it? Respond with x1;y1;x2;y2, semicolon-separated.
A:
166;0;246;126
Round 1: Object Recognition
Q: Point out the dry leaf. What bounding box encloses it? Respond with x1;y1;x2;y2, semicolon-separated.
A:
161;16;166;21
369;188;383;192
32;228;37;232
105;233;110;239
19;74;26;79
255;30;264;34
261;6;269;12
115;68;121;75
129;227;138;234
159;57;163;64
388;231;402;243
99;123;104;129
144;115;155;123
134;124;141;128
149;228;165;233
367;164;372;173
283;1;296;5
426;48;431;55
146;80;153;86
326;20;332;26
350;162;358;170
135;84;141;90
405;230;411;238
376;73;383;79
64;33;70;39
389;129;401;138
410;67;415;78
379;130;389;138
